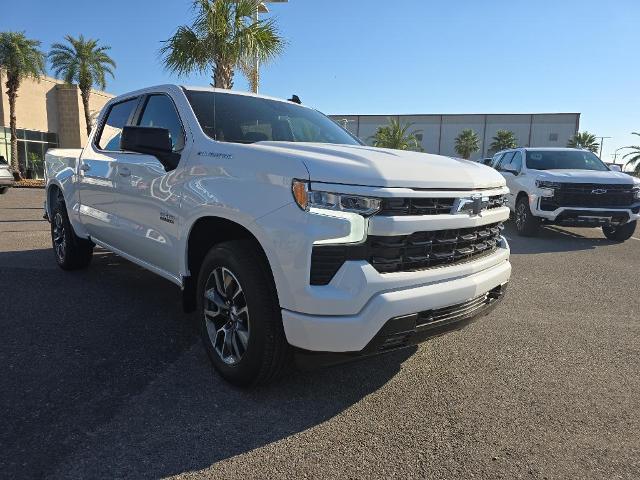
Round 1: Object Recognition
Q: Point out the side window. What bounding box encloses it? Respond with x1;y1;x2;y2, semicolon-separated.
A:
497;151;514;170
138;95;185;151
490;153;504;168
97;98;139;151
510;151;523;173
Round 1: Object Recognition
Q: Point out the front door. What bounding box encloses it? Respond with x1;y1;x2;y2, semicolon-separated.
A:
78;97;139;247
113;93;189;278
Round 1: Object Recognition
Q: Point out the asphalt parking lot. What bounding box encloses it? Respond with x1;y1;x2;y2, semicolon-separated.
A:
1;188;639;479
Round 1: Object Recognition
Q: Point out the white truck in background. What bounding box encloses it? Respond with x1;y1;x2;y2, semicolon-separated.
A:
45;85;511;386
489;147;640;240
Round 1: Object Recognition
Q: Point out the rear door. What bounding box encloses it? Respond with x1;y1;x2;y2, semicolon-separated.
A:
112;93;189;278
78;97;140;246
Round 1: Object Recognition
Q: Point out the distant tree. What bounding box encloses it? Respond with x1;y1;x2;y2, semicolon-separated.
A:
49;35;116;135
489;130;517;154
370;118;423;151
567;131;599;153
621;132;640;176
454;129;480;159
161;0;285;91
0;31;46;179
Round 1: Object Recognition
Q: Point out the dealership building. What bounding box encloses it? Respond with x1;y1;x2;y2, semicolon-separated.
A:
330;113;580;161
0;72;113;177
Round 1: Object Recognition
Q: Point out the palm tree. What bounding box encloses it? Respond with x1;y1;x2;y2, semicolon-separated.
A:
455;129;480;159
567;131;599;153
370;118;423;151
621;132;640;176
49;35;116;135
161;0;285;90
0;32;46;179
489;129;517;154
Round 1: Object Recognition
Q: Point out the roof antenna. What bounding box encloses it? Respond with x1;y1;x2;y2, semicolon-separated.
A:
288;94;301;105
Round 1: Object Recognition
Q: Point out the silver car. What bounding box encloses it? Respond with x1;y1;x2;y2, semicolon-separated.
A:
0;156;14;194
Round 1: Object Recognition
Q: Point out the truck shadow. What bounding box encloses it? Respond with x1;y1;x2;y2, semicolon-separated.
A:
0;248;412;479
502;221;618;254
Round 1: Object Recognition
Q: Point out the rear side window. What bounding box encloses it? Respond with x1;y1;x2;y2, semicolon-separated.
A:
97;98;138;150
137;95;185;151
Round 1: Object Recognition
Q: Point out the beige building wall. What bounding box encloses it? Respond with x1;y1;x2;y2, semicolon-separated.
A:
0;70;114;148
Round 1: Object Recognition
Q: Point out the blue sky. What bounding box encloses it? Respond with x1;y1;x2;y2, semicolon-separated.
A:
2;0;639;161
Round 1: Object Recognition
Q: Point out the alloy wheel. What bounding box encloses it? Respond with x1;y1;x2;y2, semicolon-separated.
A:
203;267;250;365
53;212;66;261
515;203;526;230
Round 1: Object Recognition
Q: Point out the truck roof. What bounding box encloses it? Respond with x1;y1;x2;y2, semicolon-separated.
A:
108;83;311;110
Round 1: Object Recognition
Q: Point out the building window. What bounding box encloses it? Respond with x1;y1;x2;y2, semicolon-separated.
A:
0;127;58;179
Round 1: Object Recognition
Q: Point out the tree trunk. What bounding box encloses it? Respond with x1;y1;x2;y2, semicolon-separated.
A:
5;75;22;180
212;61;234;90
80;88;92;136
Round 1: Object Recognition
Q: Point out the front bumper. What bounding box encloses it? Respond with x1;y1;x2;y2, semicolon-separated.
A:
0;176;14;187
529;194;640;225
282;257;511;353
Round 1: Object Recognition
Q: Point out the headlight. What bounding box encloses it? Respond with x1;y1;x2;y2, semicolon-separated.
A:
535;180;561;189
633;187;640;200
292;180;381;216
535;180;561;198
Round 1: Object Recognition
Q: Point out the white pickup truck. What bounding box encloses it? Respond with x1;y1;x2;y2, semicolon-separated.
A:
490;148;640;239
44;85;511;385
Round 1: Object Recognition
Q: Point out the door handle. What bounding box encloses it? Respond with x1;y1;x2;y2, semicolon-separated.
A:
80;164;91;172
119;167;131;177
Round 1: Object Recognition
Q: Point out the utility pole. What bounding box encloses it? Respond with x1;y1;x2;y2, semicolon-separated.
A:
596;136;611;159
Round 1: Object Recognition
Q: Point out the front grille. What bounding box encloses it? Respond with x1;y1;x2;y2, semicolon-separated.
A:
377;195;506;216
310;221;504;285
544;183;635;209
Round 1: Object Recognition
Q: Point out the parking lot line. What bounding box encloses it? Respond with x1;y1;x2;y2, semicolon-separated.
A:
631;237;640;242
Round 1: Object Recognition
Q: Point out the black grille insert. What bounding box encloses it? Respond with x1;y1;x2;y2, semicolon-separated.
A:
542;183;635;209
310;221;504;285
377;195;506;216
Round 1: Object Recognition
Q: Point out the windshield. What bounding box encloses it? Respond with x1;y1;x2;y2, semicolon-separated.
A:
185;90;361;146
526;150;609;171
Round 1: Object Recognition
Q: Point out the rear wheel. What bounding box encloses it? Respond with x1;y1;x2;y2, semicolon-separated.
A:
602;221;637;242
51;198;93;270
196;240;289;386
514;197;540;236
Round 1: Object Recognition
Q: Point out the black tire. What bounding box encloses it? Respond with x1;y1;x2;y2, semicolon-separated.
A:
514;197;541;236
0;187;8;194
602;221;637;242
196;239;290;386
51;197;93;270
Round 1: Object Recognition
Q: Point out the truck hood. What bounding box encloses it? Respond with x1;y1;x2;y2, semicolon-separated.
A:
532;169;636;185
256;142;505;189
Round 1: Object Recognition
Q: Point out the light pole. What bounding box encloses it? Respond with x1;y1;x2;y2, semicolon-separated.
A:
595;136;611;159
612;147;626;165
250;0;288;94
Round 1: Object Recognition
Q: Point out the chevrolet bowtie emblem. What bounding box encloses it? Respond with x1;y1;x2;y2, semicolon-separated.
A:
454;195;489;216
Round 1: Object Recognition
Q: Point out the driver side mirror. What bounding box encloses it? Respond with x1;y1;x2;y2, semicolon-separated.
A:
500;166;519;175
120;126;180;171
609;164;622;172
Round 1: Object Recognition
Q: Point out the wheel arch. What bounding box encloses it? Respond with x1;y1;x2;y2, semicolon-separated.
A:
182;215;281;313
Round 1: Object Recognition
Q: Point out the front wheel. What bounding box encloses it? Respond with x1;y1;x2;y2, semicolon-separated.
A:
0;187;8;194
602;221;637;242
514;197;540;236
196;239;290;386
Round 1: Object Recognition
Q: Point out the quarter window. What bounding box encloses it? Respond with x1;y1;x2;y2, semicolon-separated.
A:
137;95;185;151
96;98;138;151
